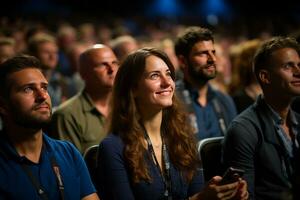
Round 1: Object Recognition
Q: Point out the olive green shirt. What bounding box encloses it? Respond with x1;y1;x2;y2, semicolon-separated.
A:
49;90;106;154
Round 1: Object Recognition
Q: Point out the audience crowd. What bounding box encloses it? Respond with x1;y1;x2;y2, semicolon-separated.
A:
0;15;300;199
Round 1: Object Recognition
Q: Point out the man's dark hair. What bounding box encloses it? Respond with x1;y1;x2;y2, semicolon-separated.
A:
174;26;214;58
253;36;300;84
0;54;42;97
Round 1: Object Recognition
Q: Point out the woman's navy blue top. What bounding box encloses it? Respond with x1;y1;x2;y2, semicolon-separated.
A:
96;134;204;200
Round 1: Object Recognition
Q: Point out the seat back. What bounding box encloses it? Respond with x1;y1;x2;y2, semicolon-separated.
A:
197;136;225;182
83;145;99;184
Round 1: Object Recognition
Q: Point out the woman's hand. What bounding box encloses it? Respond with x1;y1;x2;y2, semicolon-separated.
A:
193;176;242;200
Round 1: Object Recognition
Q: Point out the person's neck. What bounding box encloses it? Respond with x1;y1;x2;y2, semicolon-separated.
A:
7;126;43;163
197;84;209;106
142;110;163;145
85;88;112;117
187;78;209;106
264;93;291;122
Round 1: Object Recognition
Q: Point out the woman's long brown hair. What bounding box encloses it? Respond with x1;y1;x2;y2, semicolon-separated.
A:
108;47;199;183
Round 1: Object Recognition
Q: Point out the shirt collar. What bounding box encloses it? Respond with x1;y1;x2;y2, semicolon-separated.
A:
185;82;216;102
81;90;99;113
263;96;298;127
0;132;52;163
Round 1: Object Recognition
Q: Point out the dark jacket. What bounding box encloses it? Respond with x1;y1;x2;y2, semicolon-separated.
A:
222;95;300;200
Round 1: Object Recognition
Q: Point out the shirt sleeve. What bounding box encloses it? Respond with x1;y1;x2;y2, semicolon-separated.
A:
222;120;258;199
96;135;135;200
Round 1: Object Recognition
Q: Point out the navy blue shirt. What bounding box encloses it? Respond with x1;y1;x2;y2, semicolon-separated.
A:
0;133;96;200
176;81;237;140
96;134;204;200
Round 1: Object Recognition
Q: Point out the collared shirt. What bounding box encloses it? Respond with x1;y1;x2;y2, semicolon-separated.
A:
176;81;237;140
49;90;106;154
266;103;299;159
189;86;220;139
0;133;96;199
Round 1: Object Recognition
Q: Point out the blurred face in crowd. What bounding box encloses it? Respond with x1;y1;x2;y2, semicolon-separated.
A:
0;44;15;64
262;47;300;98
1;68;52;129
185;40;217;84
36;41;58;70
134;55;175;113
83;47;119;90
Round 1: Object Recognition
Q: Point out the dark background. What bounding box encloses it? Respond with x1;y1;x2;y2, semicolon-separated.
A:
1;0;300;38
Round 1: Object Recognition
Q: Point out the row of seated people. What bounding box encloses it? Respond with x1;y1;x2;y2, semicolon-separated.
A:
0;25;299;199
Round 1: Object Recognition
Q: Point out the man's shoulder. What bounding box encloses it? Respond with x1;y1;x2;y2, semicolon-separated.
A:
44;134;78;155
230;105;261;128
212;88;233;102
53;93;83;114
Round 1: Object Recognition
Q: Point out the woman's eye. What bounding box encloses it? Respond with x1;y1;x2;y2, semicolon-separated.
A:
150;73;159;79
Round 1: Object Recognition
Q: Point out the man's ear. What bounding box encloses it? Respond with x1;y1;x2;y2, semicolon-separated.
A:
177;55;188;71
258;69;271;84
0;97;8;116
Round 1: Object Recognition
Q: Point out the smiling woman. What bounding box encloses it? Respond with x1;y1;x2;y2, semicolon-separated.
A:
95;47;248;200
134;55;175;112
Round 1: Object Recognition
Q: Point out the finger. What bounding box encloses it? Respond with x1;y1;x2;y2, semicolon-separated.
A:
217;188;238;200
217;181;239;192
209;175;222;184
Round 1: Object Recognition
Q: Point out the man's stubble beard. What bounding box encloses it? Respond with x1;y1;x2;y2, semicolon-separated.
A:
187;61;217;85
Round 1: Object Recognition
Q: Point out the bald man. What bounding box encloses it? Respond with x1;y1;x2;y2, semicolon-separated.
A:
48;44;119;154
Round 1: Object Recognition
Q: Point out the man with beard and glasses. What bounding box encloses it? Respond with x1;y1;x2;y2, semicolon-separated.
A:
0;55;100;200
175;26;237;140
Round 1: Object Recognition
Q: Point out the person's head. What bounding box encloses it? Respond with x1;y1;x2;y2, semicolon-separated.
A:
67;42;90;73
110;35;138;63
113;47;176;118
0;55;52;130
0;37;16;64
109;47;198;183
230;39;262;94
159;38;179;72
79;44;119;92
175;26;217;85
253;36;300;98
57;24;77;50
27;33;58;70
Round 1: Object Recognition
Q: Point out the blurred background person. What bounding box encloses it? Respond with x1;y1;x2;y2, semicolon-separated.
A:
229;39;263;113
48;44;119;154
110;34;139;64
175;26;237;139
27;33;67;108
0;37;16;63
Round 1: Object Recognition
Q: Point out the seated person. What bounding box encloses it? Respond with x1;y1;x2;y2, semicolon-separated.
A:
96;48;248;200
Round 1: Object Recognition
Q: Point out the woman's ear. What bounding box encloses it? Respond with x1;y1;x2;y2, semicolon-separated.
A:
258;69;271;85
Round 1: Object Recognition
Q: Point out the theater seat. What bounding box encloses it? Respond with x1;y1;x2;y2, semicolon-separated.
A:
197;136;225;182
83;144;99;184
